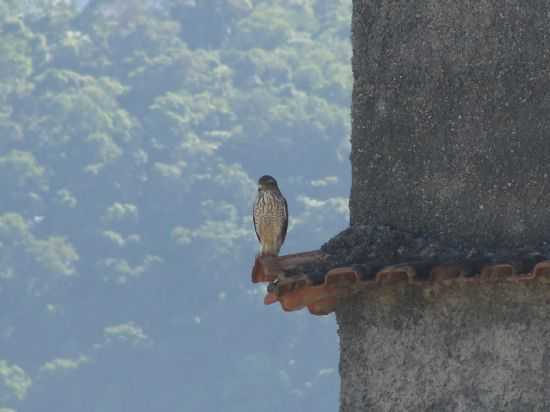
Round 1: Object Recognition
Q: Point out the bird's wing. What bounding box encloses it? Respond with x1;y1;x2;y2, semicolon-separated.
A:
280;196;288;244
252;201;261;242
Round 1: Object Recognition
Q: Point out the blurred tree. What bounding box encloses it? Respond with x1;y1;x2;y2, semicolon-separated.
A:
0;213;78;283
169;0;253;49
0;1;351;411
18;70;136;177
0;115;23;152
0;0;21;21
0;18;33;108
0;360;31;406
0;150;47;210
228;4;294;50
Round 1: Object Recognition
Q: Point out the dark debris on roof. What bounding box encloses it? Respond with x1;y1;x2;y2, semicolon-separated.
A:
251;225;550;316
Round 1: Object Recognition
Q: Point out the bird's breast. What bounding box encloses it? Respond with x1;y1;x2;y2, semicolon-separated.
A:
254;191;286;219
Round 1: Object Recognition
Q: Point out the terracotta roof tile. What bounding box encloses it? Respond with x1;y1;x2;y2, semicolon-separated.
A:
251;251;550;315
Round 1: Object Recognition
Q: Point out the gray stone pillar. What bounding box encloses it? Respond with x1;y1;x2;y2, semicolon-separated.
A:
339;1;550;410
350;0;550;248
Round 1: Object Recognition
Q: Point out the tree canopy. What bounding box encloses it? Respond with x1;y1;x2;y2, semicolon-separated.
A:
0;1;351;411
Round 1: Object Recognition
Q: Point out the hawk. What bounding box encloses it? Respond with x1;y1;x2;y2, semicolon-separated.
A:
253;175;288;256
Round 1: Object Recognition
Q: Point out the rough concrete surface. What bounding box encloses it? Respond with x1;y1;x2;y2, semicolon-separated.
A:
337;283;550;412
350;0;550;249
339;1;550;410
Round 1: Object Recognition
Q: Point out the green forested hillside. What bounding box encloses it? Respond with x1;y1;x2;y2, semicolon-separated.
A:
0;1;351;411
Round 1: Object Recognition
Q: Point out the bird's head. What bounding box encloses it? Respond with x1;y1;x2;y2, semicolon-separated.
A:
258;175;279;191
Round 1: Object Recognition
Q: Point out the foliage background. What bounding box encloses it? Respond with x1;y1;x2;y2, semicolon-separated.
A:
0;0;351;410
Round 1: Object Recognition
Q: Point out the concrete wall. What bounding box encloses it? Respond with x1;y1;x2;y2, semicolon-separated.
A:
339;1;550;410
338;283;550;411
349;0;550;249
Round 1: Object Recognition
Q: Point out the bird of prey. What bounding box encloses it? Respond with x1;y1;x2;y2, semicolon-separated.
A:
253;175;288;256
